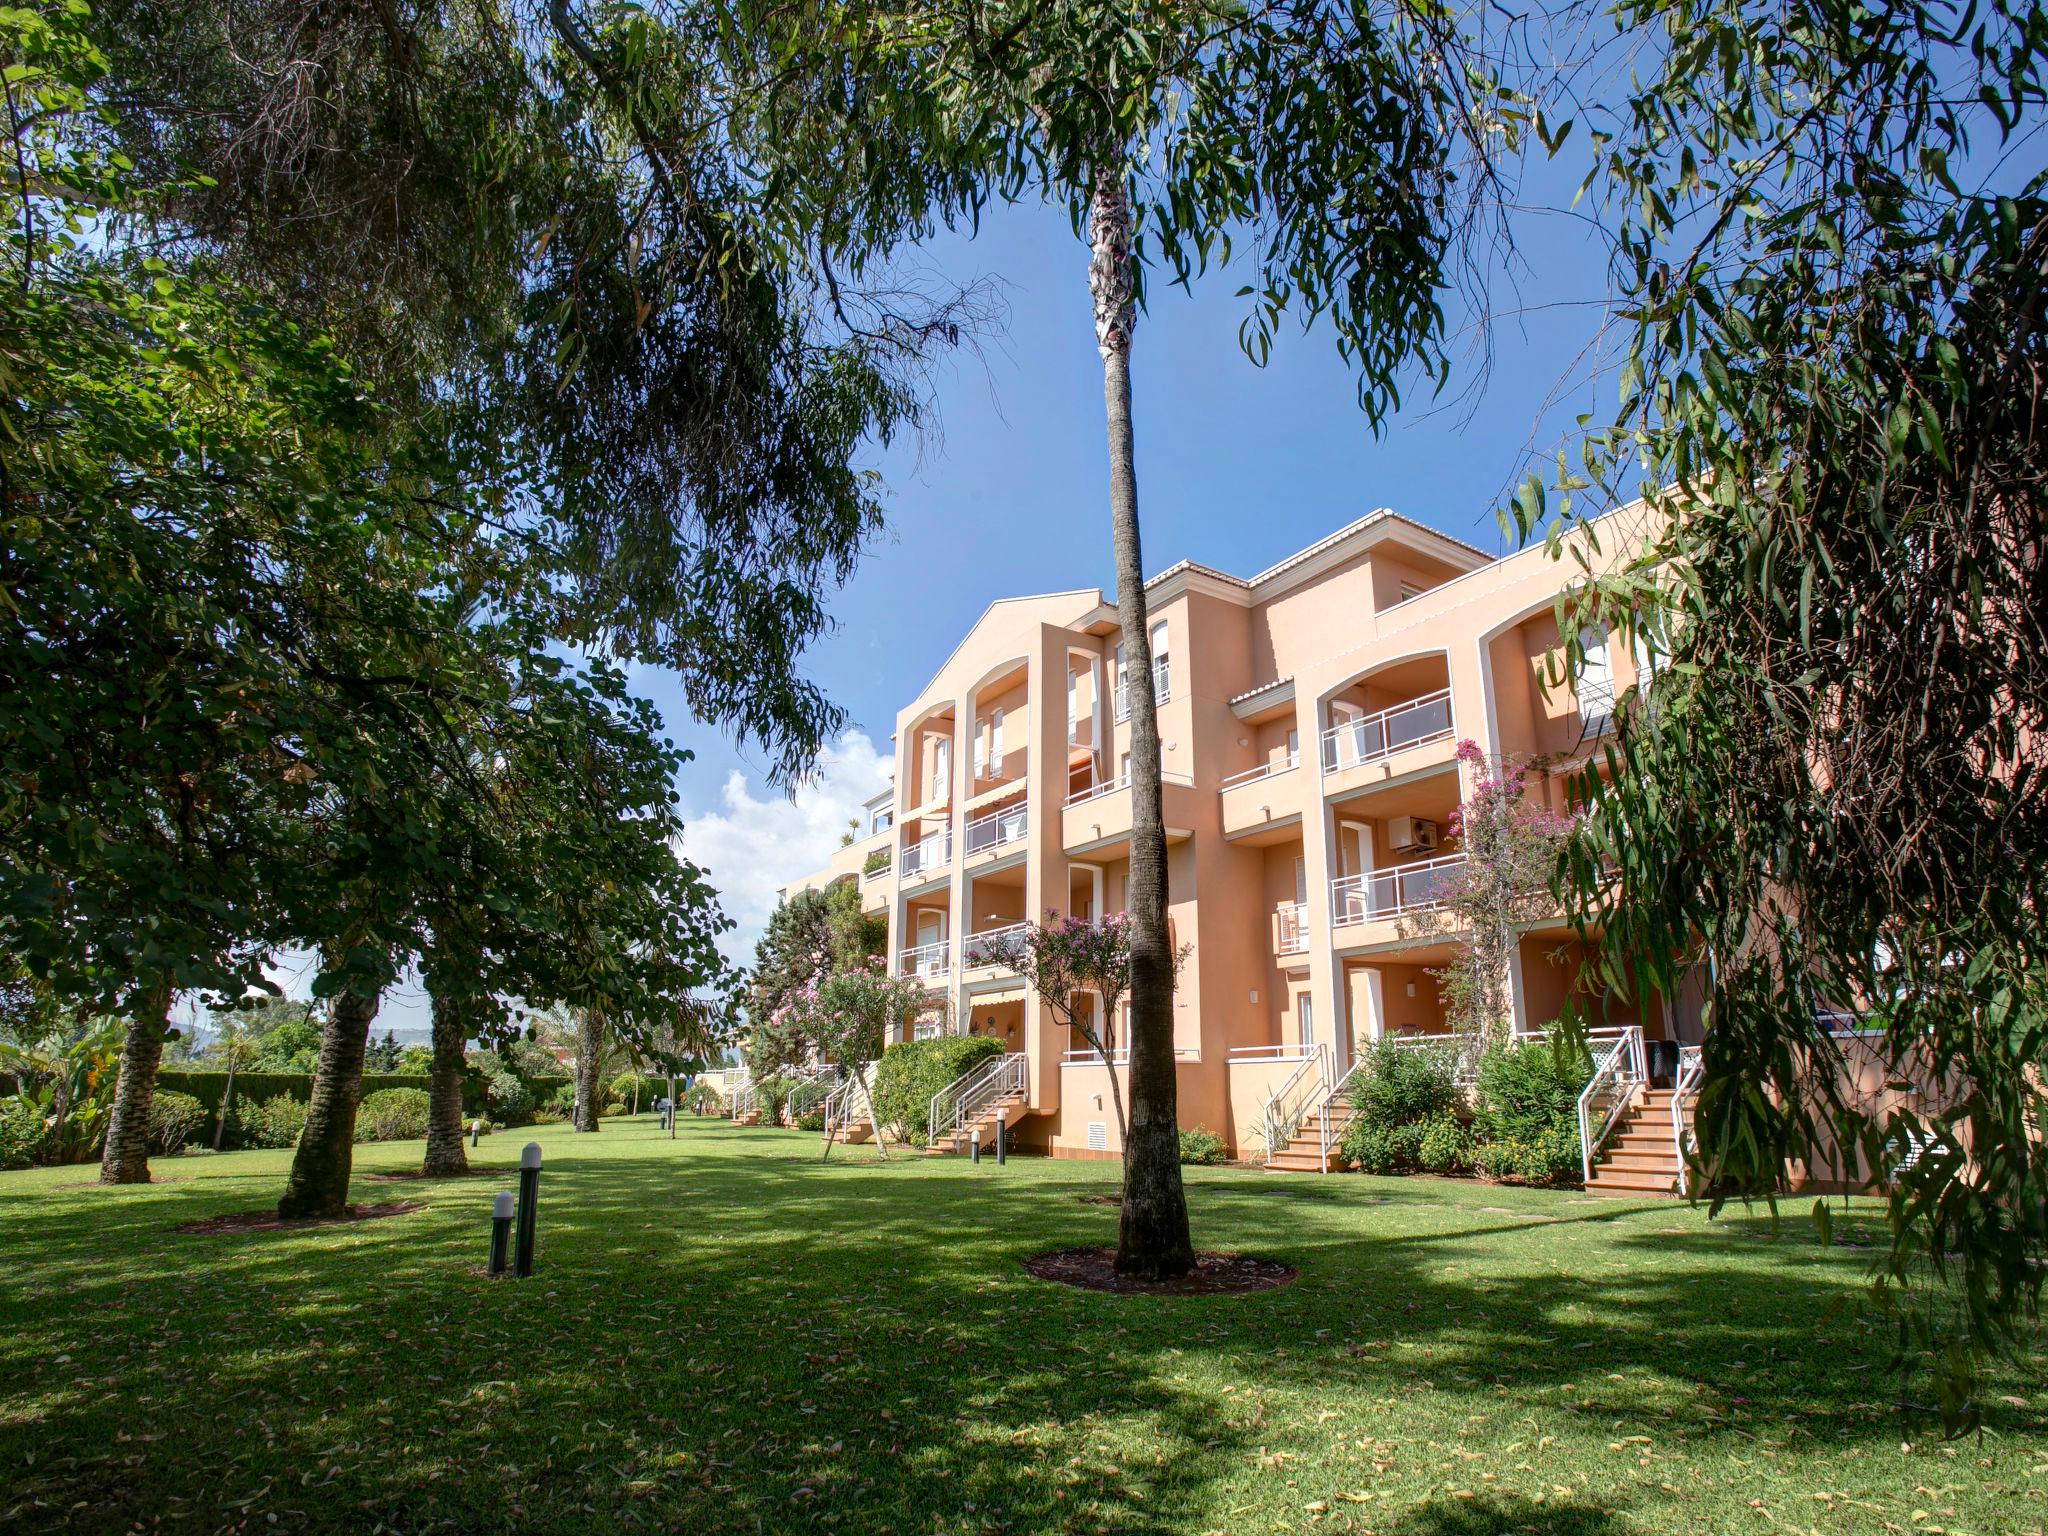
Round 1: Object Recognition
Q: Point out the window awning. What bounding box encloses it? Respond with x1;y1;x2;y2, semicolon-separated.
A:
962;779;1029;815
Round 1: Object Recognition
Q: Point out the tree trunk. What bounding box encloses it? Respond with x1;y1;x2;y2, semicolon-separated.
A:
1088;155;1194;1279
98;974;174;1184
422;988;470;1176
573;1006;604;1132
277;950;385;1220
213;1055;237;1151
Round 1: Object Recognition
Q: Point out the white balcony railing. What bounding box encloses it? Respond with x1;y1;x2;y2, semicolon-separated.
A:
961;922;1029;966
861;854;891;883
898;939;951;980
1330;853;1469;925
1276;900;1308;954
1061;1045;1199;1066
963;800;1029;856
1320;688;1454;773
1112;659;1172;722
899;828;952;881
1220;752;1299;791
1062;767;1196;807
1225;1043;1320;1063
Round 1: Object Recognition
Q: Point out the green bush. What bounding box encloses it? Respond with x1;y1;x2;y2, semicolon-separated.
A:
153;1069;434;1121
794;1110;825;1133
610;1072;649;1108
1473;1042;1587;1184
530;1104;567;1124
468;1056;532;1126
599;1102;627;1118
1178;1125;1225;1165
754;1075;794;1124
1474;1123;1582;1185
869;1036;1005;1146
1337;1040;1461;1172
684;1081;724;1116
356;1088;432;1143
1416;1112;1476;1175
0;1098;45;1170
244;1095;308;1149
148;1090;207;1155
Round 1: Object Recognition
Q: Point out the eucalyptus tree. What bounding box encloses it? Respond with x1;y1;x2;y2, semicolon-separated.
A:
713;0;1490;1275
1514;0;2048;1425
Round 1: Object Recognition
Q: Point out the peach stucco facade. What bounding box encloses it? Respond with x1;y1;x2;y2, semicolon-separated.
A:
776;505;1685;1159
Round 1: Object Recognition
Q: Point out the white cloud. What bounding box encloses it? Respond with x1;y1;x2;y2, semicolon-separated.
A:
678;730;892;966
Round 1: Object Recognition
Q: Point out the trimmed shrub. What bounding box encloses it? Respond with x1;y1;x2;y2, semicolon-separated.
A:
469;1057;533;1126
0;1098;45;1170
599;1102;627;1118
610;1072;649;1109
794;1110;825;1133
1417;1112;1476;1175
148;1090;207;1155
154;1069;433;1121
1473;1042;1587;1184
245;1095;308;1149
1178;1125;1226;1165
356;1088;432;1143
1337;1040;1460;1173
684;1081;725;1116
869;1036;1005;1146
530;1104;567;1124
754;1075;794;1125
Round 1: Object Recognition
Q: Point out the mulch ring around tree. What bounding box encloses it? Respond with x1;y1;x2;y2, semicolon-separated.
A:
1023;1246;1297;1296
362;1168;509;1183
174;1201;423;1236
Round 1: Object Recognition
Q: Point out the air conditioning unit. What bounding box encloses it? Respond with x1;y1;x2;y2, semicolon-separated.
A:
1388;815;1439;853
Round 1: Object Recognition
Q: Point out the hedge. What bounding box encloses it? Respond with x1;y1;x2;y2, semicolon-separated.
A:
150;1068;574;1124
869;1036;1005;1146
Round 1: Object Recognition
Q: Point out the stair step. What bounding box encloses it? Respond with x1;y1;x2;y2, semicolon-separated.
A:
1599;1151;1681;1174
1586;1169;1679;1194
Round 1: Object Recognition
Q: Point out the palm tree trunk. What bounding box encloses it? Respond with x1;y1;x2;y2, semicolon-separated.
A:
277;949;385;1220
422;988;470;1176
574;1006;604;1132
1088;155;1194;1280
99;974;174;1184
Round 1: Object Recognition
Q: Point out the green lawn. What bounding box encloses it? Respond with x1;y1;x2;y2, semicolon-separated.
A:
0;1119;2040;1534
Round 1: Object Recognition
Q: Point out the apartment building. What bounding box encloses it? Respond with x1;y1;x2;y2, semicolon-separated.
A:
776;504;1685;1161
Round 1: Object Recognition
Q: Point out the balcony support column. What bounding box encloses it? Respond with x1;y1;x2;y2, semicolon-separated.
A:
1301;687;1350;1073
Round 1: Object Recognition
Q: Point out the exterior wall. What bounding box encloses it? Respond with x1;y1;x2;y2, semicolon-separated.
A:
771;506;1664;1157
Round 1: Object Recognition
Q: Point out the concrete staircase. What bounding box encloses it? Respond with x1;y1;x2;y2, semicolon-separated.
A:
824;1116;873;1145
1263;1098;1355;1174
924;1089;1030;1156
1585;1086;1688;1196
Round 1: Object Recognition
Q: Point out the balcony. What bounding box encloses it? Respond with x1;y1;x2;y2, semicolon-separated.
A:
1220;752;1303;841
1112;659;1172;722
861;851;891;882
899;829;952;884
963;800;1029;858
898;939;951;981
961;921;1029;968
1330;854;1468;930
1274;900;1309;957
1060;769;1198;855
1321;688;1454;774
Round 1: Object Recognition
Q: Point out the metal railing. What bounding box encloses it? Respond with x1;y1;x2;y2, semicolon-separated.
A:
861;854;891;882
1062;767;1196;806
1576;1025;1647;1183
1320;688;1454;772
823;1069;873;1138
898;939;950;980
1225;1043;1319;1063
964;800;1029;855
1330;854;1468;925
1221;752;1299;791
899;829;952;880
1113;659;1172;722
785;1068;840;1123
1061;1045;1199;1066
1319;1055;1367;1171
1260;1042;1332;1162
1671;1044;1703;1196
728;1080;758;1122
962;922;1029;965
1382;1031;1487;1085
1276;900;1308;954
928;1052;1028;1146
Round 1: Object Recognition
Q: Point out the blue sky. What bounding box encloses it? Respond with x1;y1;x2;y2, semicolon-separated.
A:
668;187;1620;962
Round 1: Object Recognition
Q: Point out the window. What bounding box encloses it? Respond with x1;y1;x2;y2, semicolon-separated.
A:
1067;670;1079;732
991;707;1005;775
1297;992;1315;1048
1578;625;1615;723
933;736;951;798
1399;581;1423;603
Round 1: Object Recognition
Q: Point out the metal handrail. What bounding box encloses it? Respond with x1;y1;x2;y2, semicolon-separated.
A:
1320;687;1453;772
1330;854;1469;925
1383;1031;1487;1086
1576;1025;1647;1183
962;922;1029;965
964;799;1029;855
1063;768;1196;807
823;1068;873;1138
728;1080;758;1122
1220;752;1299;791
1671;1044;1704;1196
1275;900;1308;954
928;1052;1027;1145
900;828;952;879
785;1068;841;1123
1319;1056;1366;1171
1225;1044;1319;1062
897;939;950;979
1259;1042;1331;1162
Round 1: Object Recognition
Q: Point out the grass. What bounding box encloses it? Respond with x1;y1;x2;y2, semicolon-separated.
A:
0;1118;2041;1535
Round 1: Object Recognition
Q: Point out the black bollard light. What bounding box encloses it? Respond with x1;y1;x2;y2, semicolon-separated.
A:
970;1128;982;1165
488;1191;514;1275
514;1142;542;1278
996;1116;1007;1166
